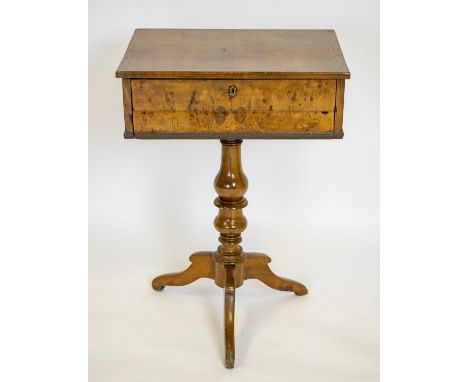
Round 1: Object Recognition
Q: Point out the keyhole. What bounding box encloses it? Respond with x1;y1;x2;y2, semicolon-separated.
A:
228;85;237;97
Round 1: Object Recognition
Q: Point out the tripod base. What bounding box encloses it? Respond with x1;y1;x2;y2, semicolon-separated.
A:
152;139;307;368
152;252;307;368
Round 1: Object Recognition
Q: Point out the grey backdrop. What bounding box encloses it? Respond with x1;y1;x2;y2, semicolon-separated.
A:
89;0;379;380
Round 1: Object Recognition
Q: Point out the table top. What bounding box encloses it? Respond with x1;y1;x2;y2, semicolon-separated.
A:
116;29;350;80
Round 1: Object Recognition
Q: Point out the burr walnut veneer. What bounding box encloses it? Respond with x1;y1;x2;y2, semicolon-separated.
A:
116;29;350;368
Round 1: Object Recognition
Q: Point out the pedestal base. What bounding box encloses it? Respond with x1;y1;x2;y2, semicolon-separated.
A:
151;139;307;368
152;252;307;368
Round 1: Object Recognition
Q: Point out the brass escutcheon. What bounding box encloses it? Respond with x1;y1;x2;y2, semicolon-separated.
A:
228;85;237;97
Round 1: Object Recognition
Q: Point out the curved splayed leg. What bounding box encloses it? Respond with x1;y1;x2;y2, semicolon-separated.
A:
224;265;236;368
245;252;308;296
152;252;214;291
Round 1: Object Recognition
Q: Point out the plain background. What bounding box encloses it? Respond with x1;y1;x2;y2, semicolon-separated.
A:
89;0;378;380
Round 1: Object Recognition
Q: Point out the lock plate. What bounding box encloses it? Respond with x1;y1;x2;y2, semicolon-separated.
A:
228;85;237;97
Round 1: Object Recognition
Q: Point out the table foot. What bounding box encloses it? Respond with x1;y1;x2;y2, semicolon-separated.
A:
244;252;308;296
152;252;215;290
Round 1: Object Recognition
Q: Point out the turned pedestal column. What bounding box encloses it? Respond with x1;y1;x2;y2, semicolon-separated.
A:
152;139;307;368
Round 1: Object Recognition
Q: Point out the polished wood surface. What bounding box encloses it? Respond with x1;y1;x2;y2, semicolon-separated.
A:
117;29;349;139
122;79;134;139
133;110;334;137
117;29;349;368
116;29;350;80
151;252;214;290
132;79;336;111
245;253;308;295
131;78;336;136
151;140;308;368
334;79;346;137
224;266;236;369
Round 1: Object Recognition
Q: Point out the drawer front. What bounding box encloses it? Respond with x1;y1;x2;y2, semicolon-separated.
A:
132;79;336;112
128;79;343;138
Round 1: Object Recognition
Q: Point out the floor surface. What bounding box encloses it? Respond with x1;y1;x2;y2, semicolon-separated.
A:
89;226;378;382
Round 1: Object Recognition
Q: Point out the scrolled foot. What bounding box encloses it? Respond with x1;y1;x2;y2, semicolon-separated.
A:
244;252;308;296
152;252;215;291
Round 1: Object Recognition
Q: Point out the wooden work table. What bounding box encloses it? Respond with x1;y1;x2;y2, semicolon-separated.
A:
116;28;350;368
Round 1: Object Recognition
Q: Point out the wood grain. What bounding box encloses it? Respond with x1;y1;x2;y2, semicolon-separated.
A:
151;140;308;368
334;79;345;138
224;266;235;368
245;253;308;295
116;29;350;80
152;252;215;291
133;110;334;134
117;29;350;139
121;28;350;369
131;79;336;112
122;79;134;138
